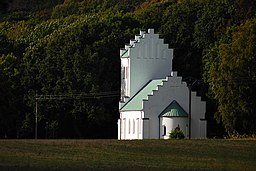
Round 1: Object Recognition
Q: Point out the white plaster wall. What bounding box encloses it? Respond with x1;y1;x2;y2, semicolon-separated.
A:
122;29;173;104
160;117;188;139
118;111;144;140
143;72;206;139
121;58;129;68
142;119;150;139
143;72;188;139
118;29;206;139
118;119;121;139
199;120;207;138
191;94;206;138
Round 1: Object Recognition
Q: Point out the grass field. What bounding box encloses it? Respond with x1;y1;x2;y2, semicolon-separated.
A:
0;139;256;171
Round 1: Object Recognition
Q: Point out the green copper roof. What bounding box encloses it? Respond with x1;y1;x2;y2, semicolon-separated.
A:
120;49;129;58
121;79;164;111
160;100;188;117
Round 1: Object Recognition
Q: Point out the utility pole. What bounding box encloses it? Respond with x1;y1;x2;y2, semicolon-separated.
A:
35;96;38;139
188;85;191;139
32;92;119;139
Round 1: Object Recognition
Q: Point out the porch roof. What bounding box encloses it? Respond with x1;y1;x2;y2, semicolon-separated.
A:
160;100;188;117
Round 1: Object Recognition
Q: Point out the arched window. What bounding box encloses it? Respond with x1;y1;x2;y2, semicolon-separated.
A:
128;119;130;134
162;125;166;136
137;118;140;134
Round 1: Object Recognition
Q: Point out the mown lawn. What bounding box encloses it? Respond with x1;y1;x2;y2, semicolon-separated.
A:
0;139;255;170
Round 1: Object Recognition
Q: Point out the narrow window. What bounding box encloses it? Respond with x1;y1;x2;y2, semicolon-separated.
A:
123;118;126;134
162;125;166;136
137;118;140;134
128;119;130;134
133;119;135;134
122;67;125;79
125;67;128;79
120;120;123;134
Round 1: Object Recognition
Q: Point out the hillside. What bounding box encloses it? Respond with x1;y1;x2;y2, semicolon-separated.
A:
0;0;256;138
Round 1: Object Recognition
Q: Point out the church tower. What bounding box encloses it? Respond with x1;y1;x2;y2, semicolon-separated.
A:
118;29;206;140
120;29;173;108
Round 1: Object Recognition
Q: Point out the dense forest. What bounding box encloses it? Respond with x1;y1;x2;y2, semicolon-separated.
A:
0;0;256;138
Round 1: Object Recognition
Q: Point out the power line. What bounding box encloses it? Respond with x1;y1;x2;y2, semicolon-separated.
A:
35;94;120;100
209;78;256;85
33;90;120;139
24;91;120;101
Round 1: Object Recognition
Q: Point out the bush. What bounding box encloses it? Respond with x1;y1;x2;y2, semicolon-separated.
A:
169;126;185;139
226;131;256;139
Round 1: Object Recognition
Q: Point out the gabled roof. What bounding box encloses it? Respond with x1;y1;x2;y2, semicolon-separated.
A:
121;79;164;111
160;100;188;117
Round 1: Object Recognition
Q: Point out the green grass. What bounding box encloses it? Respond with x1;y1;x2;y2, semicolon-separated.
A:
0;139;256;170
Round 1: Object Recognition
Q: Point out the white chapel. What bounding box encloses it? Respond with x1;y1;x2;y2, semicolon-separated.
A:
118;29;207;139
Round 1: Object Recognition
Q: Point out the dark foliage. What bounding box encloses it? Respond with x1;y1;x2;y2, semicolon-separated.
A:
0;0;256;138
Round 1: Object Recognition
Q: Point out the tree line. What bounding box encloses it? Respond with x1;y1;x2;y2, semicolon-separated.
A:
0;0;256;138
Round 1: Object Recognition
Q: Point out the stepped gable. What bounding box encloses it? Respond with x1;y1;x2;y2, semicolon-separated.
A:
120;29;169;59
